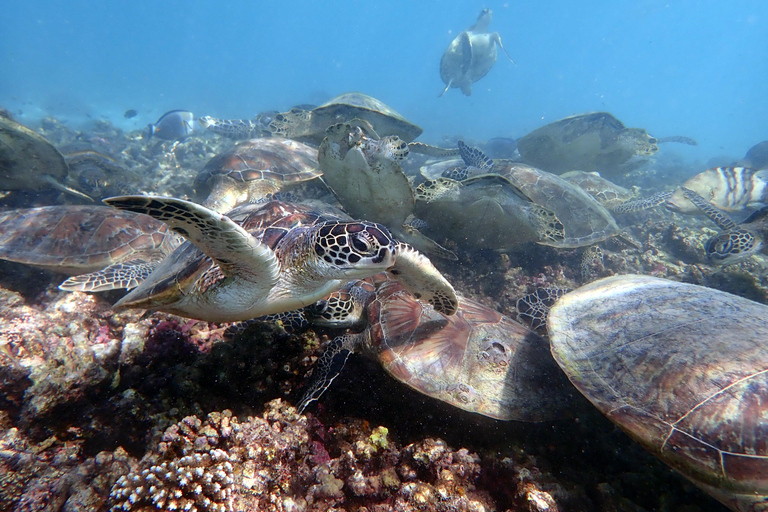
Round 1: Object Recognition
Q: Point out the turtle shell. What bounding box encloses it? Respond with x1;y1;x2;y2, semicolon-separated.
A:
0;205;175;275
548;274;768;511
516;112;659;175
364;279;575;420
117;200;350;309
269;92;423;143
0;115;69;190
195;137;321;212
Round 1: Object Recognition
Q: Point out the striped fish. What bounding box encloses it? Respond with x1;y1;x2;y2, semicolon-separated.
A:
666;166;768;213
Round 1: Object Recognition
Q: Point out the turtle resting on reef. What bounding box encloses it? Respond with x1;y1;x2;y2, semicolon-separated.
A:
267;92;423;145
294;275;576;421
0;205;181;292
516;112;696;176
103;196;457;322
547;274;768;512
0;114;92;200
439;9;514;97
194;136;321;213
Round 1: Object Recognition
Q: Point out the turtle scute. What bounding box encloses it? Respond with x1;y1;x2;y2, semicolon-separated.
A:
547;274;768;512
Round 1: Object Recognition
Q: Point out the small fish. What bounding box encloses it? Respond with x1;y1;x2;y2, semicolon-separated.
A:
666;166;768;213
146;110;199;140
124;109;138;119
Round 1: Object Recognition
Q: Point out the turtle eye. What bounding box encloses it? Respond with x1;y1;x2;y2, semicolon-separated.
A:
351;234;373;254
648;137;658;144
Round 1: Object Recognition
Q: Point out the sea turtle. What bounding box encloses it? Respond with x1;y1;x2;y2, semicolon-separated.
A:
60;144;133;200
0;115;92;200
297;275;576;421
516;112;696;176
547;274;768;512
418;141;622;248
194;137;322;213
743;140;768;169
103;196;457;322
268;92;423;145
0;205;180;291
439;9;515;97
318;122;456;259
676;187;768;266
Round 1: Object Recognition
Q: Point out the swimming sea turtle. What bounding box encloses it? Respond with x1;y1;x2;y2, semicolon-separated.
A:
0;205;180;291
318;122;456;259
439;9;514;97
298;275;576;421
104;196;457;322
268;92;423;144
418;141;621;248
0;115;92;200
516;112;696;176
194;137;322;213
547;274;768;512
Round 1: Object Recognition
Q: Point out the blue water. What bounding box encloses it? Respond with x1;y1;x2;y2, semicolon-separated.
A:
2;1;765;163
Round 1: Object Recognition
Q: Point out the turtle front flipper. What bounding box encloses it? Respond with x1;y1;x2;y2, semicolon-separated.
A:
680;187;737;230
396;223;457;261
43;175;93;202
199;116;260;140
491;32;515;64
59;259;161;292
297;334;358;413
388;242;457;315
611;190;674;214
104;195;280;286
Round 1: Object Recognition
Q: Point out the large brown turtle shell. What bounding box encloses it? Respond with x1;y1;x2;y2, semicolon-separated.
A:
363;280;575;421
548;274;768;512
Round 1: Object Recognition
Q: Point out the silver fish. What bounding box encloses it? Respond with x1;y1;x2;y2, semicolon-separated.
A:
666;166;768;213
147;110;199;140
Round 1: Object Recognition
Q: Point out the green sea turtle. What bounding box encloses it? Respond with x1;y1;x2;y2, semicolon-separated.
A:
548;274;768;512
194;137;322;213
60;144;133;200
268;92;423;144
318;122;456;259
677;187;768;266
439;9;515;97
0;205;180;291
516;112;696;176
0;115;92;200
418;141;621;249
559;170;635;209
104;197;457;322
298;275;576;421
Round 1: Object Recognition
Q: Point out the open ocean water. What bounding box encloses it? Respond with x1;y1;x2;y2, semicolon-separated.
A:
2;1;765;162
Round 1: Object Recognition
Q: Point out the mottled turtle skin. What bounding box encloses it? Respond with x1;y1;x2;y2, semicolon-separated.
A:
0;115;91;200
194;137;322;213
318;122;455;259
105;197;457;323
516;112;660;176
300;276;575;421
548;274;768;512
0;205;180;291
268;92;423;144
439;9;515;97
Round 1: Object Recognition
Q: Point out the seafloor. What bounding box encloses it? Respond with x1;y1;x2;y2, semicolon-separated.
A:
1;117;763;512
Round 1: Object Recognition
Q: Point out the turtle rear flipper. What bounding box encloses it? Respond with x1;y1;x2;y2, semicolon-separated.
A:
104;195;280;286
297;334;358;412
59;259;160;292
388;242;457;315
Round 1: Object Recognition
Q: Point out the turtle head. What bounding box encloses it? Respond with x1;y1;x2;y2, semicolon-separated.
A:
704;227;762;265
313;221;397;276
471;9;493;31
